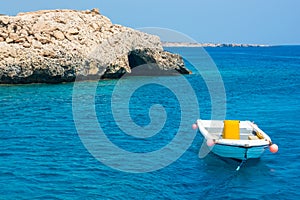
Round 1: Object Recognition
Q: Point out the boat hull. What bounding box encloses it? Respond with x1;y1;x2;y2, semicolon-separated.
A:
196;119;272;160
211;143;268;160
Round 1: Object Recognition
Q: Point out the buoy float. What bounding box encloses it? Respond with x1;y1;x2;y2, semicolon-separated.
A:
269;144;278;153
206;139;215;147
192;123;198;130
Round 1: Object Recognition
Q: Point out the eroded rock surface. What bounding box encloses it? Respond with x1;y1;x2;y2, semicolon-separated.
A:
0;8;189;84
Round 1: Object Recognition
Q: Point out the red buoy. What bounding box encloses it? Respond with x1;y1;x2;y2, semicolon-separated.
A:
206;139;215;147
192;124;198;130
269;144;278;153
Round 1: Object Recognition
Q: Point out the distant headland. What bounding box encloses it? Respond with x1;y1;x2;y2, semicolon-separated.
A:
162;42;270;48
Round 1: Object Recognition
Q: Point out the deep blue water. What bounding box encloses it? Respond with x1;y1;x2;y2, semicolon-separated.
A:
0;46;299;199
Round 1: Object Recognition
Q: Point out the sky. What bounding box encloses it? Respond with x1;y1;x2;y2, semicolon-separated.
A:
0;0;299;45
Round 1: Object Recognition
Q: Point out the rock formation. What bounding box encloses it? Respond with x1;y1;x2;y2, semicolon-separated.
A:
0;8;189;84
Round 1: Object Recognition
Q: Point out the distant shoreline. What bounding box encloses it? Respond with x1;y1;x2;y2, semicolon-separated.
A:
162;42;270;48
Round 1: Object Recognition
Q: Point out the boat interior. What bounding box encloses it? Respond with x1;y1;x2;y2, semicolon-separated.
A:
202;120;264;140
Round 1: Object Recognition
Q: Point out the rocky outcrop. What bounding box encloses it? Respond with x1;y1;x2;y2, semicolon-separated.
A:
0;8;189;84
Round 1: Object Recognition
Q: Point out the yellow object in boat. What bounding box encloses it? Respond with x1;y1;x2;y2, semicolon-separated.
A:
223;120;240;140
256;132;264;139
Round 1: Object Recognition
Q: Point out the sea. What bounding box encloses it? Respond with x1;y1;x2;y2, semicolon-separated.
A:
0;46;299;199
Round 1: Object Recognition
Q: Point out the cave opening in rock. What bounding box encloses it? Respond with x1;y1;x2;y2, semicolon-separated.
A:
128;51;147;69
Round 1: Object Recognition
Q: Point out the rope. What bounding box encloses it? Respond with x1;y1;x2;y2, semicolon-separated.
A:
236;148;248;171
201;148;249;198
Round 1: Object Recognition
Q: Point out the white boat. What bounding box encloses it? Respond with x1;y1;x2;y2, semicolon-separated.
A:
195;119;278;161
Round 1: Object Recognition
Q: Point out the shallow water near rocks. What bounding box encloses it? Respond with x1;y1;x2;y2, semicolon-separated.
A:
0;46;299;199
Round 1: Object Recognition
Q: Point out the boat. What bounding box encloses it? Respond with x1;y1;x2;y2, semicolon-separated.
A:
194;120;278;161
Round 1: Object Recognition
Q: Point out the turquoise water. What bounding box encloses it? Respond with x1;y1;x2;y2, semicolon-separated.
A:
0;46;299;199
